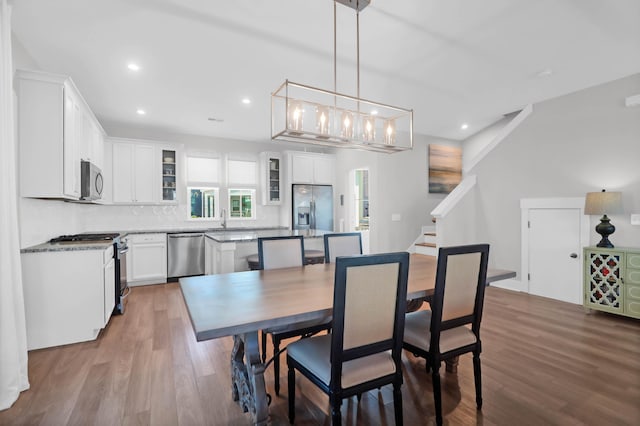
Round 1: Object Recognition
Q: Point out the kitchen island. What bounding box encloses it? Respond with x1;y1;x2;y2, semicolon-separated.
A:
204;229;330;274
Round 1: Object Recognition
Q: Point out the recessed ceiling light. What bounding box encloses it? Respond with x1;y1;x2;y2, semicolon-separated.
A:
242;98;251;105
136;109;146;115
127;63;140;71
461;123;469;130
370;109;378;115
536;68;553;78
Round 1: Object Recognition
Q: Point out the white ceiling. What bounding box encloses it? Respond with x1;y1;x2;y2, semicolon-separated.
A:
11;0;640;142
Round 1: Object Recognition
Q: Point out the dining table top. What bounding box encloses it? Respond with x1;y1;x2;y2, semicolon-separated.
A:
180;253;516;342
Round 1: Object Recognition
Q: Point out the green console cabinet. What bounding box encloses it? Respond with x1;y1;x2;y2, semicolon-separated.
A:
584;247;640;319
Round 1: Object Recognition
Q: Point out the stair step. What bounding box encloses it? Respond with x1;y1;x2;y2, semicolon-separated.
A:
415;244;438;256
424;232;436;237
416;242;436;248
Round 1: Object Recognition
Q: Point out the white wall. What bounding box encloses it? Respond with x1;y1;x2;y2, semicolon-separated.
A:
336;134;461;253
462;114;514;172
467;73;640;274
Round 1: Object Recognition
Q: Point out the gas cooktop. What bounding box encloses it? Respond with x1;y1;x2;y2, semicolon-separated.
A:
50;233;120;243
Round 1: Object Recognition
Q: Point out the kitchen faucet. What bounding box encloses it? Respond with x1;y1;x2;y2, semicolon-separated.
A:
221;209;227;229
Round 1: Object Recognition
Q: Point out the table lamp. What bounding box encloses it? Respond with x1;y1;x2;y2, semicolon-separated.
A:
584;189;623;248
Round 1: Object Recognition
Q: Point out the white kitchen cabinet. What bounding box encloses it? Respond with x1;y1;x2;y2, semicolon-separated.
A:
81;111;105;169
205;236;237;274
16;69;105;200
312;156;334;184
112;141;156;203
260;152;282;205
111;138;180;205
291;154;314;183
21;244;114;350
288;152;335;185
126;233;167;285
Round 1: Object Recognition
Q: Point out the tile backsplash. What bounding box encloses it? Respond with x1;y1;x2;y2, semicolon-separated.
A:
19;198;282;248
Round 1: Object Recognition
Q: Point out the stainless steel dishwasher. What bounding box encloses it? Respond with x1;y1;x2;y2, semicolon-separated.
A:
167;233;205;278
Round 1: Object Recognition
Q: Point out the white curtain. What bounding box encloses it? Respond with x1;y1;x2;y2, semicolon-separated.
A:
0;0;30;411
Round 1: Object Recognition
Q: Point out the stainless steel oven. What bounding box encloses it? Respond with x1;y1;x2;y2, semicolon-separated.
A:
114;238;129;314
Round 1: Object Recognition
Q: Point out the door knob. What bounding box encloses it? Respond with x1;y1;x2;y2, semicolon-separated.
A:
570;253;578;258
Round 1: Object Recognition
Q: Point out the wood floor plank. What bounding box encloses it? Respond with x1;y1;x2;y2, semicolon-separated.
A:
1;283;638;425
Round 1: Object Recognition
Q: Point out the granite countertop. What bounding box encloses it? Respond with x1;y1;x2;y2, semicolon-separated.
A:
21;240;114;254
205;229;331;243
117;226;287;236
20;227;315;253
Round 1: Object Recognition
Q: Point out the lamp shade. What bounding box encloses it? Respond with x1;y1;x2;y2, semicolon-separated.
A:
584;190;623;215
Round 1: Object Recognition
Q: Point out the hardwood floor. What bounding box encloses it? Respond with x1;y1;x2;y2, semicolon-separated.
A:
1;283;639;425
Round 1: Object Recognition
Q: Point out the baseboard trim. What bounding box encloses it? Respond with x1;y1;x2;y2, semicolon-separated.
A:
489;278;526;292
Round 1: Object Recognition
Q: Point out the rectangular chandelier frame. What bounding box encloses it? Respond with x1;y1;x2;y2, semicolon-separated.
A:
271;80;413;153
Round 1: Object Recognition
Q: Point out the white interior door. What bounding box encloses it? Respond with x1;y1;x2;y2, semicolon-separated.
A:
528;208;582;304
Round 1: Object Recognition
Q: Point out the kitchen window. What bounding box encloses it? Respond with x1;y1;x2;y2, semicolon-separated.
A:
228;189;255;219
186;155;220;220
227;158;257;220
189;187;219;219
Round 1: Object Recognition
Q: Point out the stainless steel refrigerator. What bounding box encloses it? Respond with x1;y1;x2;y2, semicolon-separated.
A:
292;184;334;231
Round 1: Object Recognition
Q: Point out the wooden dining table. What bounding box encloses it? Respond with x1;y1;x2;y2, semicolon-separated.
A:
180;253;515;425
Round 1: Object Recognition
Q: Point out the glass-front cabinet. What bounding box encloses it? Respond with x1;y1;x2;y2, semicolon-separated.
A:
261;152;282;205
162;149;177;201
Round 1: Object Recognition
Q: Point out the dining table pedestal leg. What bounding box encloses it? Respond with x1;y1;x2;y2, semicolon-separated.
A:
230;332;269;426
445;356;459;373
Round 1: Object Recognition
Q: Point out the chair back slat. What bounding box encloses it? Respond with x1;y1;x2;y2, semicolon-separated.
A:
324;233;363;263
258;236;305;270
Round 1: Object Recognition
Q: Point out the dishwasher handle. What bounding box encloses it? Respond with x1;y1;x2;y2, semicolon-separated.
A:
168;233;205;238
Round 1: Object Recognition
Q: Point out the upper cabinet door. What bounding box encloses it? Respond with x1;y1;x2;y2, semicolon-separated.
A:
313;156;334;185
133;144;156;203
290;152;335;185
291;155;314;183
63;87;81;199
112;143;134;203
260;152;282;205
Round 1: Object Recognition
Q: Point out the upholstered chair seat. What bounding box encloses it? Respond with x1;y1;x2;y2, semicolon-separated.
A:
404;310;478;354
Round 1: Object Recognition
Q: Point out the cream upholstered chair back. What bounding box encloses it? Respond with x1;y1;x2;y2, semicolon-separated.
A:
258;236;304;270
441;252;482;322
323;232;363;263
431;244;490;336
343;262;399;350
330;252;410;375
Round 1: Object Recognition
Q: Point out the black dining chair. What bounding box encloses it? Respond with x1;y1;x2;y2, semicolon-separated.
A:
258;235;332;396
323;232;363;263
287;252;410;425
403;244;489;426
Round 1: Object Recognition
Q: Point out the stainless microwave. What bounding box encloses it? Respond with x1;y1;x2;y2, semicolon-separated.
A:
80;160;103;201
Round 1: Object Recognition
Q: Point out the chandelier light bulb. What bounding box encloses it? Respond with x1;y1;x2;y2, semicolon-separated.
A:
288;101;304;132
341;111;354;139
316;106;330;136
384;119;396;145
362;115;375;142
